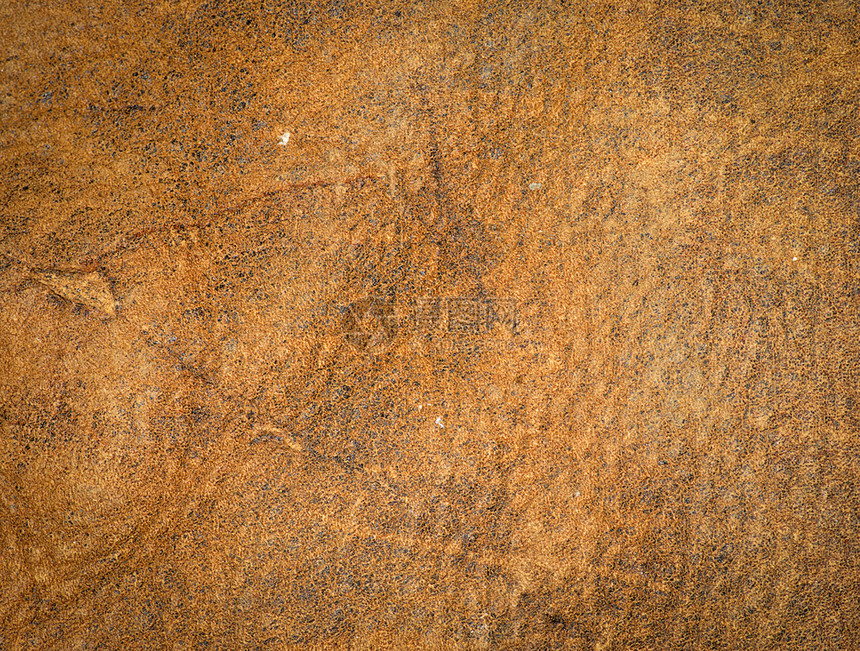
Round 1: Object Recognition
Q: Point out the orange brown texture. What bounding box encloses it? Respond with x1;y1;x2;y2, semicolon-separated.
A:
1;0;859;649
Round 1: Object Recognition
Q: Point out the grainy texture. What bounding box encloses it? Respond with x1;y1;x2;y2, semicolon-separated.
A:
1;1;859;649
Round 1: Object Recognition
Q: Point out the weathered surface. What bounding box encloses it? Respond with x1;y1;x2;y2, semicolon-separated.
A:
1;1;858;649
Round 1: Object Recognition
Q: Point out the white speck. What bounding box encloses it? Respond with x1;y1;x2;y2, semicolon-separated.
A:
792;256;797;261
574;490;581;498
435;416;444;428
418;403;423;411
528;182;542;190
278;131;290;146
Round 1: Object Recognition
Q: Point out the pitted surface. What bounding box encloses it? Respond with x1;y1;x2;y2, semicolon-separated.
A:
1;1;859;648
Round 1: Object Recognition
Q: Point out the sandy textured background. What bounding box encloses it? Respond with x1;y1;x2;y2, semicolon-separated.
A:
1;0;859;648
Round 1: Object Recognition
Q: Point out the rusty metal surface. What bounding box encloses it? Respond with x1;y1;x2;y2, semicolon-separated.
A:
1;1;859;648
